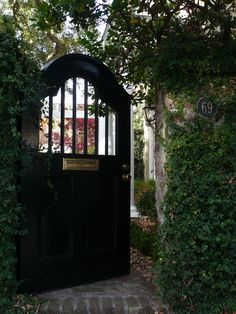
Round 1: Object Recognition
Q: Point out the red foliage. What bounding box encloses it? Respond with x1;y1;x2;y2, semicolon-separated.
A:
52;118;95;153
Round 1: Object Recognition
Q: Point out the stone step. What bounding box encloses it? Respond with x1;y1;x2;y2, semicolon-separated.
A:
39;295;158;313
37;272;161;314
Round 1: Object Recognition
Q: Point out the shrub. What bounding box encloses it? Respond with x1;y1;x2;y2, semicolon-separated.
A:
130;219;158;261
134;179;156;220
0;19;41;312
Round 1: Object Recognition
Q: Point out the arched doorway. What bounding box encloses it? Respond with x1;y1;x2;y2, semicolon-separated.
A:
18;54;131;293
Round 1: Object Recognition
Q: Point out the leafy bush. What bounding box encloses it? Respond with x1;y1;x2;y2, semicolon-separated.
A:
134;179;156;220
13;294;40;313
155;95;236;314
130;219;158;261
0;19;41;312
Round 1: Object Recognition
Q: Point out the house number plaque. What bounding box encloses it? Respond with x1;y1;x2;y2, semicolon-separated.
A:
63;158;99;171
197;97;218;118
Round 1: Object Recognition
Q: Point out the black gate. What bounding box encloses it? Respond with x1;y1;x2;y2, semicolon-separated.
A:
18;54;131;293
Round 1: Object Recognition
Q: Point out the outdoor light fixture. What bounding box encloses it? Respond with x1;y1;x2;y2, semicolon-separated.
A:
143;106;156;125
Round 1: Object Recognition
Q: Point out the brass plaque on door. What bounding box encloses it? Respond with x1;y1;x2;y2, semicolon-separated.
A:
63;158;99;171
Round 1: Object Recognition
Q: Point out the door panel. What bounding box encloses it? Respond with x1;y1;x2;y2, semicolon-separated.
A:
20;155;128;292
87;177;118;252
40;175;74;259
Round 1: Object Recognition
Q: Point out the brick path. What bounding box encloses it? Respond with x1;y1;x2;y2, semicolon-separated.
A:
37;271;164;313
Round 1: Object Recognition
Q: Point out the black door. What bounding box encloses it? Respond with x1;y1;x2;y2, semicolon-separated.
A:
18;54;131;293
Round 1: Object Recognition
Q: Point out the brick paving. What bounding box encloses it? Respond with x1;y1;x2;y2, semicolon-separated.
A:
37;271;164;314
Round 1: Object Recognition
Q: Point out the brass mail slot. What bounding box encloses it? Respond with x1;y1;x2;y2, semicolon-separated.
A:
63;158;99;171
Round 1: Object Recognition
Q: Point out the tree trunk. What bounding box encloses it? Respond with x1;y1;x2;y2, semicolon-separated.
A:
154;89;167;225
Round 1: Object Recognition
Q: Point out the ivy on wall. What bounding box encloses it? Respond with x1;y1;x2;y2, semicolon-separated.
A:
0;18;41;312
155;81;236;314
133;106;144;179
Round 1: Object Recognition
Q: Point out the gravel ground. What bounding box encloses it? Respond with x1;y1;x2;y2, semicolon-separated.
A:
130;218;172;314
130;216;157;286
130;247;156;286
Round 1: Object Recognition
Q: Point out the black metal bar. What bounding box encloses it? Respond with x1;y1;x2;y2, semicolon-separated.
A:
95;90;99;155
115;113;118;155
105;104;109;155
84;79;88;154
72;77;77;154
48;94;53;154
61;84;65;154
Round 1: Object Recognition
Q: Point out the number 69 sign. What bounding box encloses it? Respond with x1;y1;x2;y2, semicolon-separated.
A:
197;97;218;118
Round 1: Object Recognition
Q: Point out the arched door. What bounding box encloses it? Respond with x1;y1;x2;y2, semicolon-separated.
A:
18;54;131;293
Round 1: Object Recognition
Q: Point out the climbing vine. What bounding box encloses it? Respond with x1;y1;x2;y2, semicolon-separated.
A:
155;79;236;314
0;17;41;312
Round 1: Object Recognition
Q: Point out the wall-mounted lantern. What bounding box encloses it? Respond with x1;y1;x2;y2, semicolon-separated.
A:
143;106;156;125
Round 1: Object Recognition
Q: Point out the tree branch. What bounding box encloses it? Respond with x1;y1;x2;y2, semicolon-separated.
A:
33;0;64;61
46;31;64;61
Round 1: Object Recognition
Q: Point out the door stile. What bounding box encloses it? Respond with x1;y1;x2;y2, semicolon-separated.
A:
48;94;53;153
